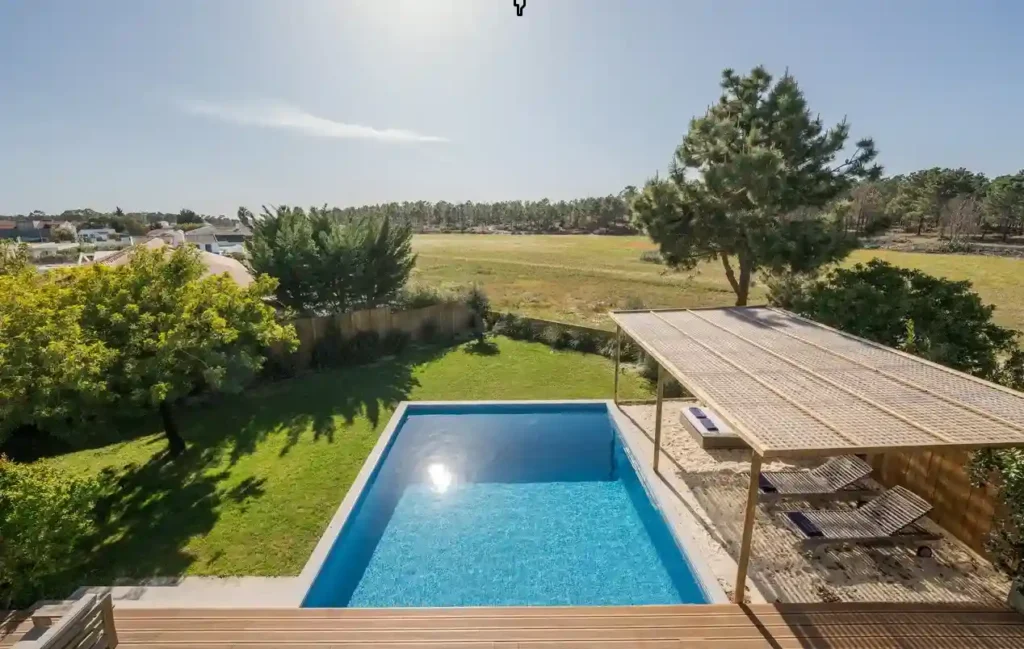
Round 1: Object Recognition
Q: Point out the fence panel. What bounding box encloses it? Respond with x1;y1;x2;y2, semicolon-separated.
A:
268;302;473;371
870;450;998;555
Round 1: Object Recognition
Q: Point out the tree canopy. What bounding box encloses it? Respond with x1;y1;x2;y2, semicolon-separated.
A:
241;206;416;315
0;246;297;454
631;66;882;305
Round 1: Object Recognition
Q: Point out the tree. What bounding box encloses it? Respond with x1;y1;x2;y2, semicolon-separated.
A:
0;458;101;608
0;265;115;446
774;259;1017;380
0;240;31;275
241;206;416;315
984;172;1024;241
888;167;987;235
631;66;881;305
176;208;203;225
68;246;296;454
939;194;983;246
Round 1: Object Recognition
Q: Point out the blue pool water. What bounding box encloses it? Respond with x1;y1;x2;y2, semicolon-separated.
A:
302;403;710;607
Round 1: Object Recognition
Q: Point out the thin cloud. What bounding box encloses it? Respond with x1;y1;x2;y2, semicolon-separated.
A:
177;99;447;143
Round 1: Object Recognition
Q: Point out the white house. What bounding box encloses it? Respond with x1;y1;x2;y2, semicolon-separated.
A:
184;223;252;255
78;227;117;243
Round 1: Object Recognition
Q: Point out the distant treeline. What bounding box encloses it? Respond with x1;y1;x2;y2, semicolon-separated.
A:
325;194;637;234
6;192;639;236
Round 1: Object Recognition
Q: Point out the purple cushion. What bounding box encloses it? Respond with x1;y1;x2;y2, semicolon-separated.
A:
688;406;707;419
786;511;824;538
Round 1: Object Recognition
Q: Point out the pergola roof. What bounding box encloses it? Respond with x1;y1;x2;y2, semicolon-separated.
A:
611;307;1024;458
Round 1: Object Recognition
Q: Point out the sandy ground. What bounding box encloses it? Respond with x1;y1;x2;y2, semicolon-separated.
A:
621;401;1012;606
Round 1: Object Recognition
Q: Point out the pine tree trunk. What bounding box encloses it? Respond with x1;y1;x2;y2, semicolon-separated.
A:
917;216;924;236
159;400;186;456
736;256;752;307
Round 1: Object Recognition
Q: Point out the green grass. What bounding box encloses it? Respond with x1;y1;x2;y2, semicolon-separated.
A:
412;234;1024;333
37;338;651;594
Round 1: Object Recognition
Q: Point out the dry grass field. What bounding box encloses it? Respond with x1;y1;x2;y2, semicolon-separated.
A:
412;234;1024;332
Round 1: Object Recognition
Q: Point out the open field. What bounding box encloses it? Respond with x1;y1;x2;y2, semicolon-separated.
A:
412;234;1024;333
30;338;650;603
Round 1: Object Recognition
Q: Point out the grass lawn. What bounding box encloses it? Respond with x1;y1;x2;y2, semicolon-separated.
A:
36;337;651;598
412;234;1024;333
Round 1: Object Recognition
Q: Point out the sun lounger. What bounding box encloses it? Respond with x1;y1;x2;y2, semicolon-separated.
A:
783;486;941;555
759;455;874;502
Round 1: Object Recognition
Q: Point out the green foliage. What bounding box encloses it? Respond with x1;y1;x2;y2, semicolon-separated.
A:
417;319;440;343
0;269;115;445
0;457;101;607
970;449;1024;586
379;330;411;357
632;66;880;305
776;259;1017;379
464;285;490;343
539;325;573;350
176;208;204;225
984;171;1024;241
888;168;988;235
490;313;536;341
393;284;458;310
0;240;31;275
242;206;416;315
0;246;297;454
567;330;600;354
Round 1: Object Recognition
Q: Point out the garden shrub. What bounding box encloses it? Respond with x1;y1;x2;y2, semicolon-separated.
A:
418;318;440;343
621;295;647;310
638;250;663;264
567;330;600;354
342;330;381;365
463;285;490;344
0;457;101;608
311;321;347;369
539;325;572;350
379;330;411;356
393;284;457;310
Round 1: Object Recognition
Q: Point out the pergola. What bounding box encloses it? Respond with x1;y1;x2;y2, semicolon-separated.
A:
609;306;1024;603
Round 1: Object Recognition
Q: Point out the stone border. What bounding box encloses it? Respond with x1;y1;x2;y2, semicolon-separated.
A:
297;399;728;605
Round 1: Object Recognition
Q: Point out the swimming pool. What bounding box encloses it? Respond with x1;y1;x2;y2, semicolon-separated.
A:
301;401;718;607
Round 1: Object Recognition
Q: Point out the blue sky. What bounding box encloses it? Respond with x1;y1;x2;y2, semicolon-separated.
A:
1;0;1021;216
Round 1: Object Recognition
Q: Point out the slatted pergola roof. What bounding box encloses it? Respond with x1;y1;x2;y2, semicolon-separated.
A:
611;306;1024;459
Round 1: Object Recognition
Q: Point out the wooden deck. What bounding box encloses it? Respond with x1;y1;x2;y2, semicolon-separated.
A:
3;603;1023;648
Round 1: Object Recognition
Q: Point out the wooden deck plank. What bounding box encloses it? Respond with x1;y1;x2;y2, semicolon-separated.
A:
25;602;1024;649
110;609;1024;631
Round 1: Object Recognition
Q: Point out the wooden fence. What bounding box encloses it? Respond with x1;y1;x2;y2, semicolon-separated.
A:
870;450;999;555
271;302;474;371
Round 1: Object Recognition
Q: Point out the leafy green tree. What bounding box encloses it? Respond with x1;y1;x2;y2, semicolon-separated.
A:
69;246;297;454
774;259;1017;380
631;66;881;305
0;457;101;608
984;172;1024;241
242;206;416;315
0;269;115;445
0;240;31;275
888;167;988;235
176;208;204;225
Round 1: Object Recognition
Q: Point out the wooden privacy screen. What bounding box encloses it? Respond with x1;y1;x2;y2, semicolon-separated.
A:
269;303;474;371
871;450;999;555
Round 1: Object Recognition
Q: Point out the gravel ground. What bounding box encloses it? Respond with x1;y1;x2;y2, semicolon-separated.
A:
621;401;1012;605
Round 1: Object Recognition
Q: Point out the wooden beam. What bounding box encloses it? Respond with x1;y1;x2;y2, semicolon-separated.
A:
613;326;621;405
653;363;665;473
734;453;762;604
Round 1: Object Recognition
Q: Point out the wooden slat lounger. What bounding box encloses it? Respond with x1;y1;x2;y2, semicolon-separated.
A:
783;486;941;554
760;455;874;502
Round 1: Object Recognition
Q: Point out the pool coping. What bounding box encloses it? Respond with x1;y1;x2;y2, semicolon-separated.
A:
297;399;729;605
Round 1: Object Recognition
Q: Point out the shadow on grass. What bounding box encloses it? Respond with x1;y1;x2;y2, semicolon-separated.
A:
462;339;500;356
31;343;457;603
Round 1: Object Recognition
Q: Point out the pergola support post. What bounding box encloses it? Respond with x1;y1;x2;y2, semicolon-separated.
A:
613;326;622;405
653;363;665;473
734;452;762;603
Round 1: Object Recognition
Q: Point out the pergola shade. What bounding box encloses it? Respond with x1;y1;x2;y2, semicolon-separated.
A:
611;307;1024;458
